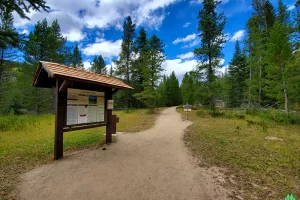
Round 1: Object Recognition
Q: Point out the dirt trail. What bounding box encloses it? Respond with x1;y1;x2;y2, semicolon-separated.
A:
17;107;230;200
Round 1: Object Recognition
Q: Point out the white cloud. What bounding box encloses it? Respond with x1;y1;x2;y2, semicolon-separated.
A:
177;52;194;59
63;30;86;42
162;58;226;82
12;0;178;41
216;65;228;77
230;30;245;41
83;61;92;71
20;29;29;35
288;4;295;10
162;59;198;78
173;33;197;45
82;39;122;59
183;22;191;28
182;38;200;48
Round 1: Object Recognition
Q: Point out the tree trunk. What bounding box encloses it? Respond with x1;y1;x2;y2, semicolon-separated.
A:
259;56;262;107
281;64;289;114
248;65;252;109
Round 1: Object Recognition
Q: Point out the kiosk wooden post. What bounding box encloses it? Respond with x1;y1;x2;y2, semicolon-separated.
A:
54;79;67;160
33;61;133;160
105;90;112;144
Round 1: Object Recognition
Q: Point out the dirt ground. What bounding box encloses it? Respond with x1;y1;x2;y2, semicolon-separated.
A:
16;107;231;200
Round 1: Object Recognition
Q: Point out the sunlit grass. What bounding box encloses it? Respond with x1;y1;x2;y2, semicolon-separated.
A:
0;109;158;199
114;108;159;132
177;108;300;199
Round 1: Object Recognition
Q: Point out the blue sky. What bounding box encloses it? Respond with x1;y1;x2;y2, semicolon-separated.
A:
13;0;296;81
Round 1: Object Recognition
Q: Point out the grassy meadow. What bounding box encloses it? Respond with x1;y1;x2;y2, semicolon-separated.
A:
177;107;300;199
0;109;158;199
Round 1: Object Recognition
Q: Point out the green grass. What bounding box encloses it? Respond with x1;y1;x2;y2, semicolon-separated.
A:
114;108;160;132
0;109;157;199
177;108;300;200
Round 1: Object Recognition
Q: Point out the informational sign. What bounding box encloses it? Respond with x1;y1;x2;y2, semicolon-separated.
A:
183;105;192;112
67;88;105;125
107;100;114;110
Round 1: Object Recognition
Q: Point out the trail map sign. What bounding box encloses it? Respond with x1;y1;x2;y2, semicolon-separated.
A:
183;105;192;120
67;89;105;125
33;61;133;160
183;105;192;112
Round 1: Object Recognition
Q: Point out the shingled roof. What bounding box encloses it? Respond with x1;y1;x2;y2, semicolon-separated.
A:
33;61;133;90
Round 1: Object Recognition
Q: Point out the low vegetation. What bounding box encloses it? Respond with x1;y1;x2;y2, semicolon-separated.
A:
0;109;157;199
177;107;300;199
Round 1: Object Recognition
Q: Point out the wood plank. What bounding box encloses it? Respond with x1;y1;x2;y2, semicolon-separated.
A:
59;80;70;93
105;89;113;144
63;123;106;132
54;79;67;160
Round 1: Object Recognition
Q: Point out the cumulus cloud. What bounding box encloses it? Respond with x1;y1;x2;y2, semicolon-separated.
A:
12;0;178;41
288;4;295;10
82;39;122;59
162;58;226;82
216;65;229;77
177;52;194;59
230;30;245;41
19;29;29;35
162;59;198;79
83;61;92;71
63;30;86;42
182;38;200;48
183;22;191;28
173;33;197;45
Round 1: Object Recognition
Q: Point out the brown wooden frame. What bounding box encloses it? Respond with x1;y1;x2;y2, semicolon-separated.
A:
33;62;133;160
53;80;113;160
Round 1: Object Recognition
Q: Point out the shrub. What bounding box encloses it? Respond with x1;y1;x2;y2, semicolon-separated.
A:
196;110;207;117
0;110;26;132
208;110;225;118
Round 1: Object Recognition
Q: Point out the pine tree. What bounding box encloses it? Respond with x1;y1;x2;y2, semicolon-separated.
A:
227;41;248;107
0;10;18;82
22;18;70;114
0;0;49;49
294;0;300;50
24;19;69;65
166;72;181;106
0;0;49;20
116;16;135;84
132;28;149;90
115;16;136;108
266;0;293;113
181;72;195;105
148;34;165;89
194;0;227;111
109;65;114;77
245;0;276;108
91;55;106;74
50;20;70;64
70;44;84;69
156;75;168;107
133;32;165;110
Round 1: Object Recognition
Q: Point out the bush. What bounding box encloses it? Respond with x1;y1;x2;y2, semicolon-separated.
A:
191;106;198;110
0;110;26;132
196;110;207;117
208;110;225;118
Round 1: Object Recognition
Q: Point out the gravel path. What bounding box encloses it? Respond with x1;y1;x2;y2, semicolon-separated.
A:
17;107;230;200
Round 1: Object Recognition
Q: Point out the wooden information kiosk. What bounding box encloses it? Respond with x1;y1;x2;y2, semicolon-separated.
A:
33;61;133;160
